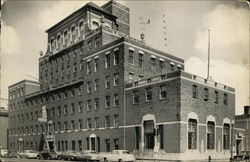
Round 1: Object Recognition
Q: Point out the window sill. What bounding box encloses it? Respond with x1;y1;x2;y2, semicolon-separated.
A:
159;98;166;101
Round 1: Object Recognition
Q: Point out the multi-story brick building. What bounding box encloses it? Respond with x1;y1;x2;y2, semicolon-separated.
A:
8;0;242;160
235;106;250;155
0;107;8;151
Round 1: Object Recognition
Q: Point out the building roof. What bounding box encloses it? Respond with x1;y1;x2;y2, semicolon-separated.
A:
45;2;117;33
8;79;40;89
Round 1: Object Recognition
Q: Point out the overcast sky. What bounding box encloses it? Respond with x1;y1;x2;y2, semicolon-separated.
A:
1;0;249;114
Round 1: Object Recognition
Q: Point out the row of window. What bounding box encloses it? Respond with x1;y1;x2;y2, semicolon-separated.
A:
132;85;167;103
128;49;182;72
192;85;228;105
188;119;230;150
9;94;120;124
9;137;118;153
9;86;24;100
9;114;119;136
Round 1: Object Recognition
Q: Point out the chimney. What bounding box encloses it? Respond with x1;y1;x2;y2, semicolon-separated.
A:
244;106;250;115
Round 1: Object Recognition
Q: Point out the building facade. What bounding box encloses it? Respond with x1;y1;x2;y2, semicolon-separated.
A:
235;106;250;155
8;0;242;160
0;107;8;150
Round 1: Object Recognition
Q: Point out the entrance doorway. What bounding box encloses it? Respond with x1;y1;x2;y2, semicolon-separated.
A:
236;139;242;155
143;120;155;149
48;141;54;151
90;137;96;151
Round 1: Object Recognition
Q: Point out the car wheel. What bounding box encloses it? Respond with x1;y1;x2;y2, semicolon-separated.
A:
104;158;109;162
118;159;123;162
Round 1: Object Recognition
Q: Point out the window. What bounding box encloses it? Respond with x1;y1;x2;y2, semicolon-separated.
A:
71;26;76;42
114;73;119;86
128;50;134;64
105;139;110;152
188;119;197;149
114;50;119;66
67;66;70;76
138;53;144;67
51;107;55;117
192;85;198;99
114;114;119;127
80;60;84;71
57;122;61;131
214;91;219;104
78;101;83;113
151;57;156;71
223;94;228;105
72;140;75;151
223;124;230;150
73;63;77;74
159;60;164;72
133;90;139;104
64;91;68;98
64;105;68;115
204;88;209;101
94;79;99;91
87;60;91;74
114;139;119;150
105;96;110;108
207;121;215;149
114;94;119;107
78;140;82;151
71;103;75;114
146;87;152;101
71;120;75;130
87;100;91;111
78;85;83;96
94;98;99;110
64;121;68;131
94;117;99;128
87;41;92;51
94;58;99;72
160;85;167;99
79;119;83;129
105;115;110;127
57;106;61;117
105;53;111;68
105;76;110;89
87;118;91;129
87;81;92;93
79;21;84;37
128;73;134;83
95;37;100;48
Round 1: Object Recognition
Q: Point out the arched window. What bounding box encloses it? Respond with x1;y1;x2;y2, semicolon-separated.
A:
64;31;68;45
188;119;197;149
207;121;215;149
92;21;99;30
79;21;84;37
51;38;55;50
71;26;76;42
223;124;230;150
57;35;61;49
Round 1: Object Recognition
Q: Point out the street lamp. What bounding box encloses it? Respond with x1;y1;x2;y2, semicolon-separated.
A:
18;138;23;152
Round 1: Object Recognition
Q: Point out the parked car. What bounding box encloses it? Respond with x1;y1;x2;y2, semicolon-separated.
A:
58;150;79;161
73;150;102;161
6;151;19;158
0;149;8;157
18;150;38;159
37;150;58;160
100;150;135;162
230;154;250;162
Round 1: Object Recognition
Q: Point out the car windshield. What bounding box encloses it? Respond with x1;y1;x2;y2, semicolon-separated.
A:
123;151;130;154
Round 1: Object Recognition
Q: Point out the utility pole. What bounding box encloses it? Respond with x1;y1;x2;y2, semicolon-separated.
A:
207;29;211;80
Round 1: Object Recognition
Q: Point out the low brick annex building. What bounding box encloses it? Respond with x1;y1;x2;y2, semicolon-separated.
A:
8;0;244;160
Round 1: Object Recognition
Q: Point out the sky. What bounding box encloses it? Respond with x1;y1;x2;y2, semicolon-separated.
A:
1;0;249;114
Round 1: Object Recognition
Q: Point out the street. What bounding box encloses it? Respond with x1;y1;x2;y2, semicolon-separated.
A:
1;158;231;162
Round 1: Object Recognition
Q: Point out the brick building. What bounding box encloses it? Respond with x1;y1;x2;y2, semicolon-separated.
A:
0;107;8;150
235;106;250;155
8;0;242;160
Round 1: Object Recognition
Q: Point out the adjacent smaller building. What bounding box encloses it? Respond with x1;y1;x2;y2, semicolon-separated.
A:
235;106;250;155
0;107;8;150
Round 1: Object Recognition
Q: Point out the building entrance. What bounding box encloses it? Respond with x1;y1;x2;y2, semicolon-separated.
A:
143;120;155;149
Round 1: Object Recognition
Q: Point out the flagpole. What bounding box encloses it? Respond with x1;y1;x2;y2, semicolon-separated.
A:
207;29;211;80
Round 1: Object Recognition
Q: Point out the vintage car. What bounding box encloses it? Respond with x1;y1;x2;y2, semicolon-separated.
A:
58;150;80;160
0;149;8;157
100;150;135;162
18;150;38;159
230;154;250;162
37;150;58;160
73;150;102;161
